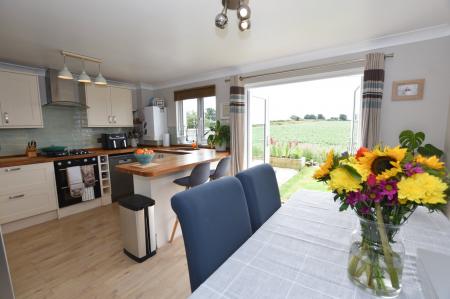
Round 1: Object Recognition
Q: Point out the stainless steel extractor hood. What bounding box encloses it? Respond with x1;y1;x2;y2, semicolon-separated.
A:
44;69;89;108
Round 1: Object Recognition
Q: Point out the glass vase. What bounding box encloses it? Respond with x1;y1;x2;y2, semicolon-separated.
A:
348;217;405;298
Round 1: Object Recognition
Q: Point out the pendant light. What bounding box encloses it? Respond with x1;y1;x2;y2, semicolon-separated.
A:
94;63;107;86
78;60;91;83
58;55;74;80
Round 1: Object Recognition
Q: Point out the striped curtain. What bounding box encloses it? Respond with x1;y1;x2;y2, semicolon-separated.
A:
229;76;246;175
361;53;385;148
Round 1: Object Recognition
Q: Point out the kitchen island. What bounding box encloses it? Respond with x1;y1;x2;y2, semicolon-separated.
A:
116;148;229;246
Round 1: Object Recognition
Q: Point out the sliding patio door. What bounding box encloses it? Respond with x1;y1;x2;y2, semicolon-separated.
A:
247;94;270;167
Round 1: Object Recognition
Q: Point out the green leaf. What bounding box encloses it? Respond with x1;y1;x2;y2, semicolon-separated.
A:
341;165;362;180
339;203;349;211
417;144;444;158
399;130;425;151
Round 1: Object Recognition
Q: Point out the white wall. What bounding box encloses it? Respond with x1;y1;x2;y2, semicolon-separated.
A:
380;37;450;148
153;36;450;150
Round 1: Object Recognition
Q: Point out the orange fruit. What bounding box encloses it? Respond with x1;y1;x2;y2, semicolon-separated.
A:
136;149;144;155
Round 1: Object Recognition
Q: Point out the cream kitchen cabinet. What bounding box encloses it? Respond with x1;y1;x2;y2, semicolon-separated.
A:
84;84;133;127
0;70;43;128
0;163;58;224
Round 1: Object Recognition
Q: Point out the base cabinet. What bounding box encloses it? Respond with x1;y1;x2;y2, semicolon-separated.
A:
0;163;58;224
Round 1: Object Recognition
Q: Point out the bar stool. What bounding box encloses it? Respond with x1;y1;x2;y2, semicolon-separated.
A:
209;156;231;180
169;161;211;243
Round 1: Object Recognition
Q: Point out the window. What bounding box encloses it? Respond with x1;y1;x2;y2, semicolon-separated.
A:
175;86;216;144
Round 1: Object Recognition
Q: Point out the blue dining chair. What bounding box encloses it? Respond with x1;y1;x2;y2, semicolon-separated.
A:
209;156;231;180
236;164;281;232
171;177;252;292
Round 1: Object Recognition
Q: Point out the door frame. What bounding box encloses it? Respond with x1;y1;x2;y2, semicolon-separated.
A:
246;92;270;168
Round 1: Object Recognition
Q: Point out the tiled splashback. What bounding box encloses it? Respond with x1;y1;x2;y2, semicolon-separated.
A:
0;106;128;156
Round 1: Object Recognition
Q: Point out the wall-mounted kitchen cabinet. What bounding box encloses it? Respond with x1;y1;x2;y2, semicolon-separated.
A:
0;70;43;128
83;85;133;127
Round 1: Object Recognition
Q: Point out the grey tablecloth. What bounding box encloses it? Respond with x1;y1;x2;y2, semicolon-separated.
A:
190;190;450;299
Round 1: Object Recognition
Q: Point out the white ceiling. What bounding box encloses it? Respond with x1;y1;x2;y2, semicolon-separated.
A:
0;0;448;87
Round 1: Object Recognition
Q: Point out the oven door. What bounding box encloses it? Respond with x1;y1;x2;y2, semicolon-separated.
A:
54;157;101;208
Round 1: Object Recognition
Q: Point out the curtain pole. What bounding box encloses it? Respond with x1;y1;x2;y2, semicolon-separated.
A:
224;53;394;82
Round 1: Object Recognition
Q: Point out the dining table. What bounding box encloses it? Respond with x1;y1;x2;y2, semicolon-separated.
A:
190;190;450;299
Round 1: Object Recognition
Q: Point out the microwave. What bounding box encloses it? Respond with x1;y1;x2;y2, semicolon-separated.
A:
101;133;128;149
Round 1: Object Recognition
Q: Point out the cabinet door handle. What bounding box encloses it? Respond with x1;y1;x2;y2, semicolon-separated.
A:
108;115;112;123
4;112;9;124
9;194;25;200
5;167;21;172
112;116;117;123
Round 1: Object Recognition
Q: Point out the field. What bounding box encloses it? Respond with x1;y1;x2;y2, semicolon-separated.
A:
252;120;352;162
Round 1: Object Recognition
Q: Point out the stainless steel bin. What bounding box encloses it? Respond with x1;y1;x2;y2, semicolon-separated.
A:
118;195;157;262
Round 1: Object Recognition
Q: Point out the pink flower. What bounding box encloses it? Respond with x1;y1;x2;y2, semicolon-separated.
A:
346;191;367;207
366;188;382;203
403;163;424;177
379;180;398;201
367;174;377;187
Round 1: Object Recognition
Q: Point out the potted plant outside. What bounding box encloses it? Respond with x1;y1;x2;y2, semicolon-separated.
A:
207;121;230;152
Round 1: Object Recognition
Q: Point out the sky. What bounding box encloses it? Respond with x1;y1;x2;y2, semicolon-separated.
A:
249;74;363;122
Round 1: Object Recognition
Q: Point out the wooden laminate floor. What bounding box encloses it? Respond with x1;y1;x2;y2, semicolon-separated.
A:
4;203;191;299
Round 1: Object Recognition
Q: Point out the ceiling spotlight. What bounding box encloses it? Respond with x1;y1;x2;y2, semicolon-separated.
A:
237;3;251;20
94;64;107;86
58;55;73;80
215;0;228;29
238;19;251;31
78;61;91;83
215;0;251;31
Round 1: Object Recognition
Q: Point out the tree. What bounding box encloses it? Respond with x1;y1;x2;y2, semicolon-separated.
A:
290;115;301;121
304;114;317;120
204;108;216;128
317;114;325;120
339;114;348;121
186;111;197;128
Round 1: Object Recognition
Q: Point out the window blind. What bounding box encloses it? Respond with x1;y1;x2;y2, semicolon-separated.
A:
174;85;216;101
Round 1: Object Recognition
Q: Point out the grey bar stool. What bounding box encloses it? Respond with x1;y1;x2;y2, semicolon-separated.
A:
170;161;211;243
209;156;231;180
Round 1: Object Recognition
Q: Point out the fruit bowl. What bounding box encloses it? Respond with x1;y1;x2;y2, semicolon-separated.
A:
134;148;155;165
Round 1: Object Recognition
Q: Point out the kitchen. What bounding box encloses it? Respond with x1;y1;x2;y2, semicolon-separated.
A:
0;55;227;298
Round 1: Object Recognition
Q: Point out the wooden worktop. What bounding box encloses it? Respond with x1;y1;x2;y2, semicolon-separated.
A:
0;148;139;168
115;148;229;177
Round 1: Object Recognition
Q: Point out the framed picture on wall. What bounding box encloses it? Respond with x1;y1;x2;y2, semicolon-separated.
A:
392;79;425;101
220;103;230;119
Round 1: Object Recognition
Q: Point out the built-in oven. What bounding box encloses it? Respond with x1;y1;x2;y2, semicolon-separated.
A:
54;157;102;208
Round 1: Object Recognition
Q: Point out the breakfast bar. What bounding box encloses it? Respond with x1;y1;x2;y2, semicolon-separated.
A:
116;148;228;246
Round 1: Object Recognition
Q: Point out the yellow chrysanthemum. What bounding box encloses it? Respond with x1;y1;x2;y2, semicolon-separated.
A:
313;150;334;179
329;167;362;194
358;146;407;180
397;173;447;205
415;155;444;170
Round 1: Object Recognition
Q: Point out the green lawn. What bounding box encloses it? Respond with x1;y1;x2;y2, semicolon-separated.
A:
252;120;352;162
279;167;329;201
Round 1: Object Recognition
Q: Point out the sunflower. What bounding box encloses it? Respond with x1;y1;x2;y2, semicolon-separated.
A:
329;167;362;194
358;146;407;180
415;155;444;170
313;150;334;179
397;173;447;205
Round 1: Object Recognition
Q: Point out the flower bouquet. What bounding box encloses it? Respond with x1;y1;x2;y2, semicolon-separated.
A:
314;130;448;297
